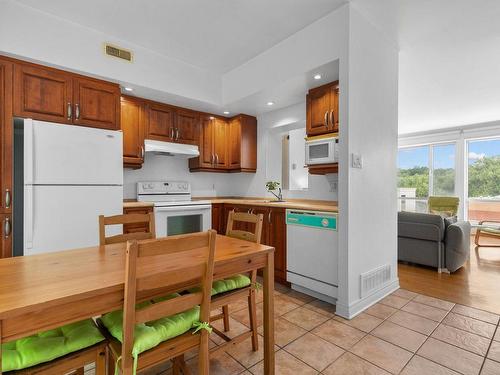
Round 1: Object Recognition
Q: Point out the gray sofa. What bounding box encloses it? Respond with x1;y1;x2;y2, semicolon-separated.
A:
398;212;471;273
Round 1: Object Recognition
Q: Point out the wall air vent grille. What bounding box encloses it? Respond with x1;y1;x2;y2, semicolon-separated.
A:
360;264;391;298
104;43;133;62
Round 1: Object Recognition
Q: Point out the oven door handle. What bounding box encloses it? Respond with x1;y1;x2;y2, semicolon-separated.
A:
154;204;212;212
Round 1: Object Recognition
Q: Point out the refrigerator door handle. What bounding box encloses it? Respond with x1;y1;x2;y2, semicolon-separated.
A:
25;185;34;249
24;119;34;184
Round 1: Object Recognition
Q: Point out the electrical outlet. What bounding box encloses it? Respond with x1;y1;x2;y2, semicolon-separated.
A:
352;153;363;169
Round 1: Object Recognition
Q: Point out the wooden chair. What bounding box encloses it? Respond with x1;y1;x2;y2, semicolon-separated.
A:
475;220;500;248
98;213;156;245
100;231;216;375
210;211;263;354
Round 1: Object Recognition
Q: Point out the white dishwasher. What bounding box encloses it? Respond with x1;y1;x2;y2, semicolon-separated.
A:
286;209;338;303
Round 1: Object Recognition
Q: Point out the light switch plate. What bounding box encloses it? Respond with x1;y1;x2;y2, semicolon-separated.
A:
352;153;363;169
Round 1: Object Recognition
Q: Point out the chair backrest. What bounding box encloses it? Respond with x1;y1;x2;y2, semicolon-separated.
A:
121;230;217;364
428;196;459;217
226;211;264;244
98;213;156;245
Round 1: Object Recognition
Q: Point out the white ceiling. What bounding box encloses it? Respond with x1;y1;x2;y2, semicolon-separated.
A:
14;0;345;74
13;0;500;133
353;0;500;134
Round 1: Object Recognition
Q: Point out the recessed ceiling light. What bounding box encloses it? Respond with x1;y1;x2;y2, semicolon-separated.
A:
124;87;133;92
267;101;274;106
314;74;322;80
223;111;230;115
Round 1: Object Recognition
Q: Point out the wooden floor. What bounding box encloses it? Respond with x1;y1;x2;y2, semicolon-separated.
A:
399;235;500;314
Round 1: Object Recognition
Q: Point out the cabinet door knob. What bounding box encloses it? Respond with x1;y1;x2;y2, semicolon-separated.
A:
176;128;180;140
75;103;80;120
170;127;175;139
5;189;11;209
67;102;73;120
4;217;11;237
215;154;219;166
141;146;145;159
268;211;272;223
330;110;335;129
324;111;328;127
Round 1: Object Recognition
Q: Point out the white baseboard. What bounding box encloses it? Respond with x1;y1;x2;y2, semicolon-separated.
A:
335;278;400;319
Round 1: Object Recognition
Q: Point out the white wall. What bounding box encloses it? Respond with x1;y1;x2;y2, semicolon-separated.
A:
124;103;338;202
0;0;221;107
336;6;399;318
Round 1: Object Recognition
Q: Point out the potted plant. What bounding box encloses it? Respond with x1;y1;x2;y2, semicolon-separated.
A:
265;181;284;202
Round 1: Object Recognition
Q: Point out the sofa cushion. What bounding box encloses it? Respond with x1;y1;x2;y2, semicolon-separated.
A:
398;212;445;242
2;319;104;372
100;293;200;359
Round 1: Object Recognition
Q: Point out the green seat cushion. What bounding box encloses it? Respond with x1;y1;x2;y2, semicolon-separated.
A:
1;319;104;372
187;274;251;296
482;227;500;235
211;274;251;296
100;293;200;358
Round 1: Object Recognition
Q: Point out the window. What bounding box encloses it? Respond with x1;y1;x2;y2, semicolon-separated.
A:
432;144;456;196
397;143;456;213
466;138;500;223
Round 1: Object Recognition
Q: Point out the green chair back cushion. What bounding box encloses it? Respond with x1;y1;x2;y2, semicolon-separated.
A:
428;196;459;217
100;293;200;358
1;319;104;372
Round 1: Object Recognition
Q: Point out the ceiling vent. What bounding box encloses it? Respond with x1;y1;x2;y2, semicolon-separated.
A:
104;43;133;62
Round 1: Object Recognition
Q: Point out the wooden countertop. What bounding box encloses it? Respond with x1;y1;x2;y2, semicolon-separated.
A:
123;201;154;209
124;197;337;212
197;197;338;212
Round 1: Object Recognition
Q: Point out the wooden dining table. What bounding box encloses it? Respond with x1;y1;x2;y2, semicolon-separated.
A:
0;234;275;374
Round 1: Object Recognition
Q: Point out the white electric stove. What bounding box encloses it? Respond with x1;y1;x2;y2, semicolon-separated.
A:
137;181;211;237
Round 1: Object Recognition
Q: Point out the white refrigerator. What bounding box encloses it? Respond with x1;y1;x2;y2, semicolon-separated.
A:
17;119;123;256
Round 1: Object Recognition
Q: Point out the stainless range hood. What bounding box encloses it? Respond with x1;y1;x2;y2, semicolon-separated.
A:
144;139;199;158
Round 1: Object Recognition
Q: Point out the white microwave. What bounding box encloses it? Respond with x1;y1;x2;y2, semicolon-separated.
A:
305;136;339;165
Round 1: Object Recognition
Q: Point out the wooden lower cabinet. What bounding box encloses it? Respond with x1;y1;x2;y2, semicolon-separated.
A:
211;203;223;233
217;203;287;284
268;208;287;283
0;214;12;258
123;206;154;234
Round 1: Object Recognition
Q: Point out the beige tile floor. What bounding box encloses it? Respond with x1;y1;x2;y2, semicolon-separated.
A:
87;283;500;375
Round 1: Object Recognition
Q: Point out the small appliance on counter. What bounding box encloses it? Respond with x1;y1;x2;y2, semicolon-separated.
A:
137;181;211;237
286;209;338;303
305;135;338;165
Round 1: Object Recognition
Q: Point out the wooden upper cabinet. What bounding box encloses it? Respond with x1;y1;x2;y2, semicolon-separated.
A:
13;63;120;130
121;96;145;168
14;64;72;123
196;115;215;168
0;58;13;215
73;77;120;130
306;81;339;136
146;102;175;141
228;117;242;169
213;117;228;169
175;109;200;145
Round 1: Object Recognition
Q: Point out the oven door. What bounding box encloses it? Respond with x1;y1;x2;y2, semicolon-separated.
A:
305;138;337;165
154;204;212;237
